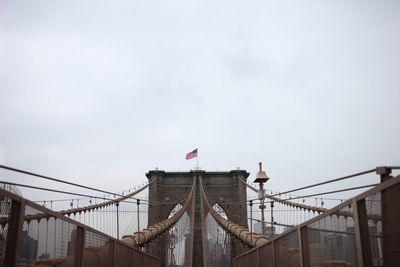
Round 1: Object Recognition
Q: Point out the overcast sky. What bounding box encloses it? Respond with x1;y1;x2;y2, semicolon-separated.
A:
1;0;399;201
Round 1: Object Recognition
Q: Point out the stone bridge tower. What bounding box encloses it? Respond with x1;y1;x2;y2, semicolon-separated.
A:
146;169;249;267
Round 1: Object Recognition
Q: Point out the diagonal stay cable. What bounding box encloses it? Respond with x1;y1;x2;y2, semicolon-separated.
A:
0;164;158;207
246;183;378;202
279;183;378;201
0;180;151;205
0;180;115;200
0;164;121;196
270;168;376;197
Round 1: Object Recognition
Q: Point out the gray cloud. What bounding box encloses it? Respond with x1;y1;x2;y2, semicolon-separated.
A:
1;0;399;201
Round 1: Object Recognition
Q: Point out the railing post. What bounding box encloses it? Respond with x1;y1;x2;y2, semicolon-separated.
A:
377;166;400;266
352;198;373;267
272;239;276;267
111;239;116;267
299;226;310;267
131;245;135;267
4;199;25;267
298;225;309;267
377;166;392;183
74;226;85;267
298;226;303;267
358;199;373;266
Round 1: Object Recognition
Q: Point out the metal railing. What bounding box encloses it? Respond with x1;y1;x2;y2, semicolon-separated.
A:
0;187;160;267
234;168;400;267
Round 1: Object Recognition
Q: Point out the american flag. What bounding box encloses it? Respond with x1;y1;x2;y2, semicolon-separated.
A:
185;149;198;160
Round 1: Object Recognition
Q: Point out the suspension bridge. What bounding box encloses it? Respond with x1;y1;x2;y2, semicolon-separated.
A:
0;163;399;267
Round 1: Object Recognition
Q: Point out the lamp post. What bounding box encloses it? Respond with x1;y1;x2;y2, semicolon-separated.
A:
270;201;274;238
253;162;270;236
249;200;253;244
216;228;220;266
168;230;177;267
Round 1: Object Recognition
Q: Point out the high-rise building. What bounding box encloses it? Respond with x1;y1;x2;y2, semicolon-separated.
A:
19;230;38;260
253;221;275;238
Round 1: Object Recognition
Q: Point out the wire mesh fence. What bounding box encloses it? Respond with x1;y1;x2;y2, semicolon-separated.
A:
0;195;12;265
18;205;79;266
0;188;160;267
204;210;232;267
365;191;383;266
306;206;357;266
165;210;192;267
234;174;400;267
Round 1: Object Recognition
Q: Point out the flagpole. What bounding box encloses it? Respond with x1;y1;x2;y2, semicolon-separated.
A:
197;151;199;169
